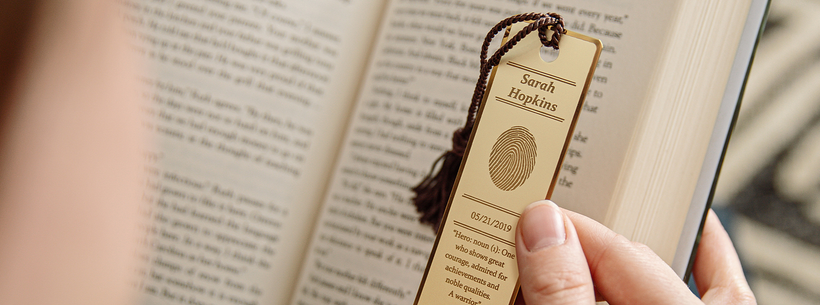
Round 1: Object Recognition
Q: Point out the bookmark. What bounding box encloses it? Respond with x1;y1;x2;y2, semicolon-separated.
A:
413;13;601;305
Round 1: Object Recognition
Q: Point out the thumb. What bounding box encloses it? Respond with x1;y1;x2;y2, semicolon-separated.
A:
516;200;595;304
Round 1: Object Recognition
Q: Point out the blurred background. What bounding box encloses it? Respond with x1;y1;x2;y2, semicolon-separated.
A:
714;0;820;303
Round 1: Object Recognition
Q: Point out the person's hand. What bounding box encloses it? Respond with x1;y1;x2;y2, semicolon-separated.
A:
514;200;756;304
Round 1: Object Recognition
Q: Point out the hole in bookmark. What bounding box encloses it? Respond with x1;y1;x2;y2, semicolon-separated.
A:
540;45;560;63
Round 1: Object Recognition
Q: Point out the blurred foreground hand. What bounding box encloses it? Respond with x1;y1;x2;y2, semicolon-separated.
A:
0;1;144;305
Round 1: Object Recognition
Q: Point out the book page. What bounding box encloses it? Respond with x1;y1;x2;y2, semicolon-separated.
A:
673;0;769;276
545;1;676;221
124;1;386;305
291;1;676;304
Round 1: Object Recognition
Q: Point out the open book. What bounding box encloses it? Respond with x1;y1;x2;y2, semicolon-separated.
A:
125;0;768;304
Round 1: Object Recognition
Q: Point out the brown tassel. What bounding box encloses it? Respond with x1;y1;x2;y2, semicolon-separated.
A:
411;127;471;231
412;13;565;231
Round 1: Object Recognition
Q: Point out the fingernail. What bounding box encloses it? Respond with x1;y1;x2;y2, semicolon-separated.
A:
520;200;566;251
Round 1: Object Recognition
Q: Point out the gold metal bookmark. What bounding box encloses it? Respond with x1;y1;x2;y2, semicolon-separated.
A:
414;14;601;305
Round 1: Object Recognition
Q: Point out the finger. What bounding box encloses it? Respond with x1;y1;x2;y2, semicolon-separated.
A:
564;210;701;304
515;200;595;304
693;210;756;305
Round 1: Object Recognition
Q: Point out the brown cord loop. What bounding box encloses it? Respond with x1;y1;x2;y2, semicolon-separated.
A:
457;12;564;154
412;13;564;231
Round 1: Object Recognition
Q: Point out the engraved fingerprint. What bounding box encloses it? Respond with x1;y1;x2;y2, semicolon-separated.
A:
488;126;537;191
